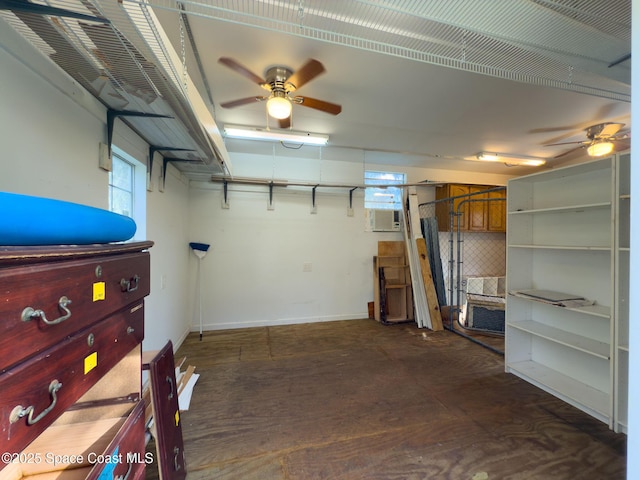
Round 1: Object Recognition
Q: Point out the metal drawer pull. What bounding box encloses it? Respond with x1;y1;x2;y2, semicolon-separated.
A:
114;461;133;480
10;380;63;425
173;447;182;472
167;376;175;400
21;297;72;325
120;274;140;292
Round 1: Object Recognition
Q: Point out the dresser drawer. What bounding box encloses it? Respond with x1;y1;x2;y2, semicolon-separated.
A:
0;302;144;454
0;251;149;372
0;400;146;480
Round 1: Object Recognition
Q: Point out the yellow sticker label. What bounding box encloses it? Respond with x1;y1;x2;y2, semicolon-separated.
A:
84;352;98;374
93;282;106;302
175;410;180;427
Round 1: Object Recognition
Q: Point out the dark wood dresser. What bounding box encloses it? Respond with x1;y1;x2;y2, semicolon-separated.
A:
0;241;153;479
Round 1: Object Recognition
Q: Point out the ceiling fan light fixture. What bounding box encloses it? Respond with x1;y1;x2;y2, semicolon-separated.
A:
266;95;292;119
587;141;614;157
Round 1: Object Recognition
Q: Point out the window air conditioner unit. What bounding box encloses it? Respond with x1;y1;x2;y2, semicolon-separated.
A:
370;209;402;232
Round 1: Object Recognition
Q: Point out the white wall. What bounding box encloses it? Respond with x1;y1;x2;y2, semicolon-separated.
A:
187;147;516;331
0;29;193;352
145;167;193;349
0;20;519;347
0;46;106;206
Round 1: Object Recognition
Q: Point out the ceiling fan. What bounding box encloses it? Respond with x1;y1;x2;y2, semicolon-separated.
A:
545;122;629;158
217;57;342;129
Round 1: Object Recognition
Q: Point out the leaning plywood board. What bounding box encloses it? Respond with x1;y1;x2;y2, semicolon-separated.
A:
403;187;431;329
378;240;405;257
374;242;414;324
416;238;443;331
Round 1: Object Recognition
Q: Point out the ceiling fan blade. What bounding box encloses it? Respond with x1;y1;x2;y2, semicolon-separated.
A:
278;116;291;129
596;122;624;138
219;96;267;108
613;131;631;141
218;57;266;86
611;136;631;149
294;96;342;115
544;140;589;147
554;145;585;159
285;59;325;92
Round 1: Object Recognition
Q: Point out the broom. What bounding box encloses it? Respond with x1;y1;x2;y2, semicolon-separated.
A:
189;242;210;341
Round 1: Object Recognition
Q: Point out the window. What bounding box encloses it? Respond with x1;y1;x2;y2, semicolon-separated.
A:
108;146;146;241
364;170;406;210
109;153;134;217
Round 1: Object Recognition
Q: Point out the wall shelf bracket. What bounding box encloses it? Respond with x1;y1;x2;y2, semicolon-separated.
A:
348;187;358;216
222;179;229;209
161;157;201;189
107;109;173;160
268;182;274;210
311;185;319;214
149;146;195;178
349;187;358;209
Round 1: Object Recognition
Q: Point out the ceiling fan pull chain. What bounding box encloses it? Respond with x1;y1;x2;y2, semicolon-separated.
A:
177;2;188;91
297;0;305;29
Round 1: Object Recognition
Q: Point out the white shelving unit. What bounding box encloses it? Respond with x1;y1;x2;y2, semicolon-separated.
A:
505;156;625;428
614;152;630;433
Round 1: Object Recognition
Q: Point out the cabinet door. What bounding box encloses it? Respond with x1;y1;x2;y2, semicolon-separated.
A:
450;184;470;231
435;184;470;231
468;186;488;231
487;190;506;232
145;341;187;480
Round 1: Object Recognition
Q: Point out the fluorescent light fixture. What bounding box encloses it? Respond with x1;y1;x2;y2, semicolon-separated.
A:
224;125;329;146
476;152;499;162
470;152;546;167
587;141;614;157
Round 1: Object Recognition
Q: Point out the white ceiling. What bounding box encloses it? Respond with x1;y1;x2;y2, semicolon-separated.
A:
148;0;631;176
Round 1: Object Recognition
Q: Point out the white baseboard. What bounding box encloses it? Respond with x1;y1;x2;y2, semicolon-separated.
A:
191;312;370;332
174;326;193;351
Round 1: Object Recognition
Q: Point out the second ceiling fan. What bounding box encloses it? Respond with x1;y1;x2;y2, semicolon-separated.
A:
545;122;630;158
218;57;342;129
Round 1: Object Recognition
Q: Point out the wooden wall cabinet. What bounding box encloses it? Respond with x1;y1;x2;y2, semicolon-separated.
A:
0;241;153;479
505;155;629;431
487;189;507;232
435;184;506;232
